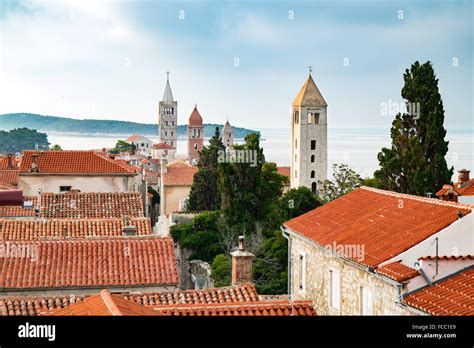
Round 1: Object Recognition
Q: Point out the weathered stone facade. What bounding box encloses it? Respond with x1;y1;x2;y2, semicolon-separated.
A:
289;234;415;315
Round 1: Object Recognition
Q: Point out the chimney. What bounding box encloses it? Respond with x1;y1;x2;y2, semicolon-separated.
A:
122;216;137;236
30;154;39;173
6;153;14;170
457;169;470;187
230;235;255;286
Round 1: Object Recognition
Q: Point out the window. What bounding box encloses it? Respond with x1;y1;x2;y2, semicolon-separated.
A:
171;132;173;136
361;287;373;315
295;154;297;162
294;170;297;178
194;143;198;150
60;186;72;192
315;113;320;124
298;253;306;291
311;140;316;150
294;110;299;124
311;171;315;178
172;121;175;125
193;128;196;137
330;269;340;310
165;131;168;136
141;143;144;147
295;139;297;149
311;182;317;193
311;155;315;162
307;112;320;124
198;129;201;137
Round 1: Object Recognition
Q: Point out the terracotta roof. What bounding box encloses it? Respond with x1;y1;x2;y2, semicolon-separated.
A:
0;183;17;191
455;179;474;196
419;255;474;261
0;294;85;316
277;166;290;178
126;134;150;143
40;192;144;219
0;156;19;170
403;266;474;315
123;283;259;306
376;261;420;282
163;166;197;186
0;196;36;217
0;217;152;240
292;74;327;107
46;290;157;316
0;237;179;290
0;170;18;186
167;160;192;168
152;143;174;150
284;186;473;267
152;300;317;316
19;150;134;175
188;106;203;127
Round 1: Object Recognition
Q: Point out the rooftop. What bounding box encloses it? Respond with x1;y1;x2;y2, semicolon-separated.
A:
284;186;472;267
19;150;135;175
403;266;474;315
375;261;420;282
0;237;179;290
292;74;327;108
163;166;197;187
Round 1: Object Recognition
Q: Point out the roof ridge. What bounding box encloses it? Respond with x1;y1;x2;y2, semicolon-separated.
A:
100;290;123;315
360;186;474;210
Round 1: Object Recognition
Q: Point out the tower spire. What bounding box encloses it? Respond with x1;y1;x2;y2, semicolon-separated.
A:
162;70;174;103
308;65;313;75
166;70;170;82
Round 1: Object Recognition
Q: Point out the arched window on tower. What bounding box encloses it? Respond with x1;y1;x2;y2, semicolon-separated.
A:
311;182;317;193
311;155;315;163
311;170;315;178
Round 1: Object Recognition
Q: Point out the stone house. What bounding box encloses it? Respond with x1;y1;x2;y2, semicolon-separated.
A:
282;186;473;315
126;134;153;156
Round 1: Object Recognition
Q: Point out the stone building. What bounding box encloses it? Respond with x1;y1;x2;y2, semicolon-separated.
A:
282;186;473;315
222;120;234;149
290;71;328;193
126;134;153;156
158;71;178;148
187;106;204;165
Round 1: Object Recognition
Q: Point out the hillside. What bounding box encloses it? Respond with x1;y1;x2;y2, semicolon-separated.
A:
0;113;258;138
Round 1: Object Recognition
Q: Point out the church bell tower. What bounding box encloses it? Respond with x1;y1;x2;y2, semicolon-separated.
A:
158;71;178;148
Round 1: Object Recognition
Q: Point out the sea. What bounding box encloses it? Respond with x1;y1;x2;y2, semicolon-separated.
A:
48;127;473;180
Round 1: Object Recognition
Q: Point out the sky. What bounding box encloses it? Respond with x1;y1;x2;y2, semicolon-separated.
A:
0;0;472;130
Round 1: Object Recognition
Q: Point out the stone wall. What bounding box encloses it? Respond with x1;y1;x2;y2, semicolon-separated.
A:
289;234;414;315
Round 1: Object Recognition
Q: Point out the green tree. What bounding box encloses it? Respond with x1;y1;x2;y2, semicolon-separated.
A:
50;144;62;150
318;163;363;202
374;61;453;195
278;186;323;221
187;127;225;211
109;140;136;155
210;254;231;287
0;128;49;154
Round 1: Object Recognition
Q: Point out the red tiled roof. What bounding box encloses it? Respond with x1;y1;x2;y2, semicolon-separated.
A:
40;192;144;218
455;179;474;196
0;237;179;290
126;134;148;143
419;255;474;261
277;166;290;178
163;166;197;186
114;160;140;173
284;187;473;267
376;261;420;282
0;217;152;240
152;143;174;150
0;294;85;316
0;196;36;217
46;290;157;316
403;266;474;315
123;283;259;306
0;156;19;170
0;170;18;186
152;300;317;316
19;150;135;175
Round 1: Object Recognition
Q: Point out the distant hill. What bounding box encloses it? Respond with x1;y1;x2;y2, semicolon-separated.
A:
0;113;258;138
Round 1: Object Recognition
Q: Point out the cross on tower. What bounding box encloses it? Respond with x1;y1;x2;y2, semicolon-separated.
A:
166;70;170;81
308;65;313;75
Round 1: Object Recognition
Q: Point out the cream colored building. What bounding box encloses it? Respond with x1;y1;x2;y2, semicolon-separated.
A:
160;161;197;216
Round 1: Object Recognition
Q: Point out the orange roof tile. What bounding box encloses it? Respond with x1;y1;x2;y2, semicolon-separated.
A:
152;300;317;316
277;166;290;178
124;283;260;306
0;237;179;290
45;290;157;316
0;156;19;170
376;261;420;282
0;217;152;240
455;179;474;196
163;166;197;186
419;255;474;261
0;170;18;186
40;192;144;219
0;196;36;218
284;187;473;267
403;266;474;315
114;160;140;173
0;294;85;316
19;150;135;175
152;143;174;150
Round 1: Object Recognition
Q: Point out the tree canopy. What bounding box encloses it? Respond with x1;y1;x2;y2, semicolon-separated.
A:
0;128;49;154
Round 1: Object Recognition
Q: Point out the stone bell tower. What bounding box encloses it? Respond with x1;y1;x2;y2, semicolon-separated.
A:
291;68;328;193
158;71;178;148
